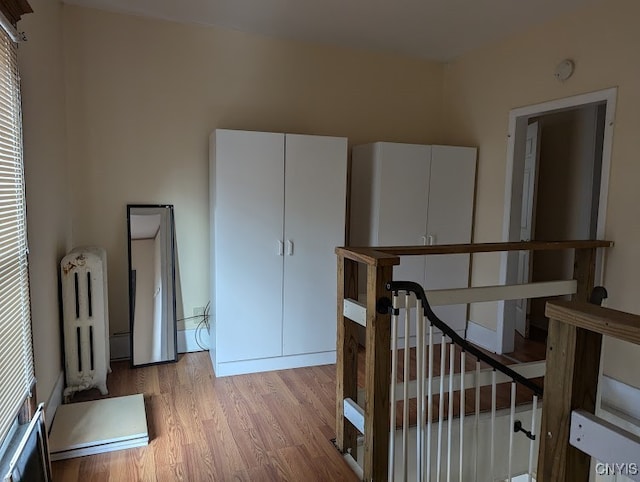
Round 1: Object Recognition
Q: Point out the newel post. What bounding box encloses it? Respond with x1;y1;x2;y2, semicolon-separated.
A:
363;262;393;481
537;247;602;481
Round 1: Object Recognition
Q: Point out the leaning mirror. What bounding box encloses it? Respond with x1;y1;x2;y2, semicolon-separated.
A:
127;204;178;367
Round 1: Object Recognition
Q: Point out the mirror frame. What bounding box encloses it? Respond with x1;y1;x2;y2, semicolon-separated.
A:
126;204;178;367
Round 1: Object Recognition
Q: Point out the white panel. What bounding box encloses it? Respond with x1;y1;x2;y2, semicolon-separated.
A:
49;394;148;460
213;129;285;363
344;398;365;434
425;146;477;331
426;146;477;244
282;134;347;355
376;143;431;284
344;298;366;327
570;410;640;481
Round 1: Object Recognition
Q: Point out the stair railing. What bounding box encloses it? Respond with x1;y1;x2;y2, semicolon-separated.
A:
335;240;612;481
386;280;543;482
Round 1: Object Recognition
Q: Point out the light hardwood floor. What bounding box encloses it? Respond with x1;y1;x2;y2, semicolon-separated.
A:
52;353;359;482
52;335;544;481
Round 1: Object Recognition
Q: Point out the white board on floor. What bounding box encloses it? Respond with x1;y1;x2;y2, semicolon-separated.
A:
49;394;148;461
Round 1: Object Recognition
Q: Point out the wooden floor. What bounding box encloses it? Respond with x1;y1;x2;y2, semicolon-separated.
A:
52;353;359;482
52;335;545;481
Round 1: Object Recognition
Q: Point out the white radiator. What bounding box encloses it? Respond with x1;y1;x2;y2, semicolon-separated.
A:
60;247;111;399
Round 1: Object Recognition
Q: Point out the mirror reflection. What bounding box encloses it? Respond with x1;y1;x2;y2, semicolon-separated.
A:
127;204;177;366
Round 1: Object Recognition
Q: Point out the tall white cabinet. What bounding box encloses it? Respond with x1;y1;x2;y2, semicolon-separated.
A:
210;129;347;376
351;142;477;335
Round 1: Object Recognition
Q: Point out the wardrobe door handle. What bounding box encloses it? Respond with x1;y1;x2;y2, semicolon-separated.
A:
277;240;284;256
287;240;294;256
427;234;435;246
421;235;427;245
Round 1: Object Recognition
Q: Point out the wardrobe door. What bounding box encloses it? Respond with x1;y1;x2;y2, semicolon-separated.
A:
375;142;431;284
424;145;477;332
213;130;285;362
282;134;347;356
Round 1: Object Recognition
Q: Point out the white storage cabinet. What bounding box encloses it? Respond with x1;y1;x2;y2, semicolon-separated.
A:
210;129;347;376
350;142;477;337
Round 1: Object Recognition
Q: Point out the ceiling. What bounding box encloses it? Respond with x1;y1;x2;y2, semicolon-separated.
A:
62;0;601;61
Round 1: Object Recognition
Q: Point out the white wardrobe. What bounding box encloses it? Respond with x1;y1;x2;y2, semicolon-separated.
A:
350;142;477;335
210;129;347;376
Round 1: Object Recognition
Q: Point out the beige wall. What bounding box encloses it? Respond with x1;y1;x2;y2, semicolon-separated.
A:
443;0;640;386
18;0;71;406
61;5;446;335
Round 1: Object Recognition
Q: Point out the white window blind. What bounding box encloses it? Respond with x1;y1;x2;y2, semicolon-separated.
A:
0;25;34;444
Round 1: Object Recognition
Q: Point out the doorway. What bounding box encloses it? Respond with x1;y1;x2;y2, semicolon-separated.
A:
496;88;616;354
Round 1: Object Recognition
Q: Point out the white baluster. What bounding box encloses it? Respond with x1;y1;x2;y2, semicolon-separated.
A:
426;323;434;482
389;291;399;482
402;292;411;481
416;299;424;481
528;395;538;482
459;351;465;482
491;370;496;480
447;343;455;482
437;335;447;481
508;381;516;481
474;360;480;482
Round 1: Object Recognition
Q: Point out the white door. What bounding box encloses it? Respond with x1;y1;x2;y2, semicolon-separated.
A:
214;130;285;363
424;146;477;333
376;142;431;284
282;134;347;356
515;122;540;336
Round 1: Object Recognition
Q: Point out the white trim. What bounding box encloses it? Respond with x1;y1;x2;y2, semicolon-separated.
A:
177;327;207;353
498;87;617;354
215;351;336;377
465;320;498;352
44;371;64;432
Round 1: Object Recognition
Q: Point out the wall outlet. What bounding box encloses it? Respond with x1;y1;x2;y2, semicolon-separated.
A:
193;306;205;317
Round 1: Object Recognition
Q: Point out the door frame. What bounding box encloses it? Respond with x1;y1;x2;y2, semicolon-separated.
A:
496;87;617;354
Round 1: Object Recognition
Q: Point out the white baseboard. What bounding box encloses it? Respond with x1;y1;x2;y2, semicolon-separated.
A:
44;371;65;431
110;328;206;361
177;327;207;353
215;351;336;377
465;320;497;352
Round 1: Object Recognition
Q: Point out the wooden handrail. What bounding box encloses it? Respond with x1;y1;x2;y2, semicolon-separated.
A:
545;301;640;345
538;301;640;482
336;239;613;266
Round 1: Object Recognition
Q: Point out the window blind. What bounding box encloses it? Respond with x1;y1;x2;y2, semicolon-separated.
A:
0;25;34;444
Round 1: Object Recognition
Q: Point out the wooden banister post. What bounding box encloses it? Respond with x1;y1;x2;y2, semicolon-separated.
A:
363;263;393;482
573;247;596;302
336;255;359;456
538;314;602;481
